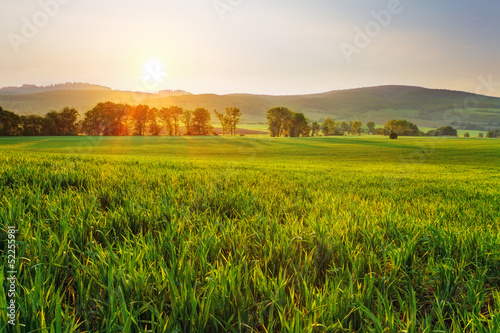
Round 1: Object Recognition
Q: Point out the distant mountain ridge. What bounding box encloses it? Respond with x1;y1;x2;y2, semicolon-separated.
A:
0;82;111;95
0;83;499;129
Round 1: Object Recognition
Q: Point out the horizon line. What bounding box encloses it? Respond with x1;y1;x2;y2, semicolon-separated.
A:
1;82;499;99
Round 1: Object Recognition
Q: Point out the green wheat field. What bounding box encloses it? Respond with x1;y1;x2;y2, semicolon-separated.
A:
1;136;500;332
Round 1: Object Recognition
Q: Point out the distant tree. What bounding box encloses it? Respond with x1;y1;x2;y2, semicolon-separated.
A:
385;119;420;136
191;108;213;135
321;118;335;136
122;113;135;136
131;104;151;135
478;132;484;138
390;133;398;139
169;106;183;136
290;112;310;137
214;110;230;135
425;126;457;137
86;102;129;136
82;108;103;136
438;126;457;136
226;107;242;136
181;110;193;135
57;107;80;135
311;121;320;137
425;129;440;137
366;121;376;134
486;129;500;138
463;132;470;138
149;108;162;136
373;128;385;135
20;115;44;136
266;107;293;137
0;107;21;136
351;120;362;136
337;121;349;135
348;121;354;135
43;111;61;136
159;107;174;135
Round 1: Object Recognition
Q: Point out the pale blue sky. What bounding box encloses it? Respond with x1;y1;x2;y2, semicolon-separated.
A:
1;0;499;96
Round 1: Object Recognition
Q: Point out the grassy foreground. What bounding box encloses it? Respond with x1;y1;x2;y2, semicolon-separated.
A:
0;136;499;332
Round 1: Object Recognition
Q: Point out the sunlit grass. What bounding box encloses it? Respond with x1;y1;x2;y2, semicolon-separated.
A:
0;136;499;331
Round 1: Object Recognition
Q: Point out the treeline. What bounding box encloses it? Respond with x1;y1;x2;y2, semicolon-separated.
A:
2;104;500;138
0;103;243;136
265;108;416;137
84;102;242;136
265;107;367;137
265;108;499;138
0;106;79;136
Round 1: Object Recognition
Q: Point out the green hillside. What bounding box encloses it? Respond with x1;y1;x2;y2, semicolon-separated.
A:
1;84;499;129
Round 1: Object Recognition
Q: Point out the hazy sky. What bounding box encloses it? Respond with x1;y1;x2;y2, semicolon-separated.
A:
1;0;499;96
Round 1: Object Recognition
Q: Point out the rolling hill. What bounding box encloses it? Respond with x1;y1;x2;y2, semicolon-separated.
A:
1;83;499;129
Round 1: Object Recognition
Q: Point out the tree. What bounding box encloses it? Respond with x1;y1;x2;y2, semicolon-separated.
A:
149;108;162;136
463;132;470;138
43;111;61;136
131;104;151;135
321;118;335;136
191;108;213;135
366;121;376;134
266;107;293;137
101;103;130;136
214;110;229;135
169;106;183;136
226;107;242;136
215;107;242;136
159;107;174;135
337;121;349;135
425;126;457;137
385;119;420;136
351;120;362;136
438;126;457;136
390;133;398;139
478;132;484;138
486;129;500;138
82;108;103;136
58;107;80;135
181;110;193;135
20;115;44;136
0;107;21;136
290;112;310;137
82;102;130;136
311;121;320;137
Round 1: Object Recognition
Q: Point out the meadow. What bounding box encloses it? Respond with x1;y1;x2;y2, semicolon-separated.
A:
0;135;499;332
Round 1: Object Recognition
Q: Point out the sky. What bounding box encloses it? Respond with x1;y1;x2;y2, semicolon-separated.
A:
0;0;499;96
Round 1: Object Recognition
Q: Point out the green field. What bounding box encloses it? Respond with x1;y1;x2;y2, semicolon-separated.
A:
1;136;499;332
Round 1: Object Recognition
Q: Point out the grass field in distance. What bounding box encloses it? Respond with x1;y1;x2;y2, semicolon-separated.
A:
1;135;499;332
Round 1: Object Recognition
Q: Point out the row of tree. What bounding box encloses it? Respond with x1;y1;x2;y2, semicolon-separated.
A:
266;111;499;139
82;103;243;136
265;109;418;138
0;106;79;136
0;103;243;136
2;104;500;138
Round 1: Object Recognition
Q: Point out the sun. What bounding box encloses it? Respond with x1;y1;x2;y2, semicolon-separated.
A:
141;58;167;92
